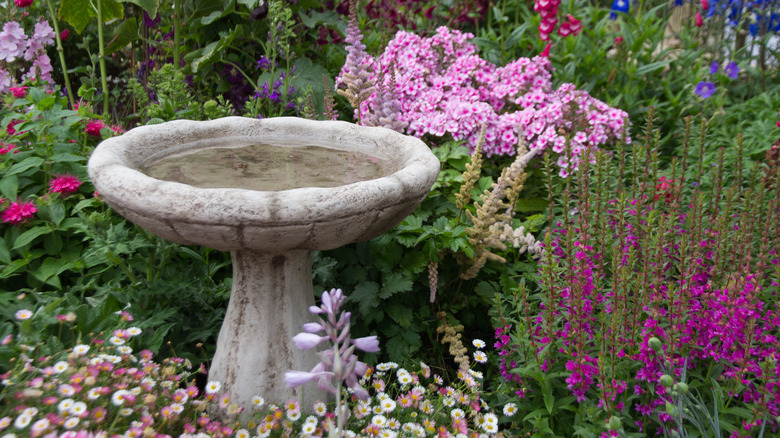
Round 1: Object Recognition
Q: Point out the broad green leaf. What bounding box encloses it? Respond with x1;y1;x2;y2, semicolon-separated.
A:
635;59;672;76
13;226;52;250
7;157;44;176
237;0;258;8
289;58;331;116
120;0;158;17
31;257;71;287
48;203;66;227
0;175;18;200
349;281;380;316
106;17;140;54
385;302;412;328
59;0;125;34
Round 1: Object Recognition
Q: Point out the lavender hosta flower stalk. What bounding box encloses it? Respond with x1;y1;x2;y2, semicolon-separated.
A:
286;288;378;436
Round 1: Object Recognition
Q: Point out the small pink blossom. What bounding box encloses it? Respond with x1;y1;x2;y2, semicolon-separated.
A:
85;120;105;137
8;86;26;97
49;174;82;195
2;199;37;224
14;0;33;7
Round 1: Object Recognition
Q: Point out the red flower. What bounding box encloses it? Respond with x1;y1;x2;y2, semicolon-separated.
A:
0;143;18;155
14;0;33;7
85;120;106;137
60;29;69;41
654;176;678;203
49;174;82;195
702;0;709;10
695;12;703;27
615;36;624;45
2;200;37;225
8;87;27;98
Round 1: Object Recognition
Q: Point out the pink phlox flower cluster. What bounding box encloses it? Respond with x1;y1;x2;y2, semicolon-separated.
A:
0;20;55;93
49;174;82;195
1;199;37;224
339;26;629;174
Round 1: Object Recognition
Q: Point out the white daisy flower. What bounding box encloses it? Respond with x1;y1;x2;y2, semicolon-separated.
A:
63;417;79;429
252;395;265;409
13;414;31;429
482;422;498;433
312;401;326;416
473;339;486;348
301;423;316;435
483;413;498;425
234;429;250;438
450;408;465;419
503;403;517;417
473;351;488;363
371;415;387;427
205;381;221;394
381;398;396;413
126;327;142;336
69;401;87;416
53;361;69;373
119;408;133;417
109;336;125;346
58;399;75;413
72;345;90;356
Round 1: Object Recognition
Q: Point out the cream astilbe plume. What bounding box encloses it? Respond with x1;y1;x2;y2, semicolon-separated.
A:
455;126;485;212
336;0;375;124
322;74;338;121
461;142;541;279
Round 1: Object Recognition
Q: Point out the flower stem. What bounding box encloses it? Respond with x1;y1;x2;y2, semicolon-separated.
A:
96;0;110;117
45;0;75;108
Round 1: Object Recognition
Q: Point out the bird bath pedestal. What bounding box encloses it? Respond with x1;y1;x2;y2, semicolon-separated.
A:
87;117;439;410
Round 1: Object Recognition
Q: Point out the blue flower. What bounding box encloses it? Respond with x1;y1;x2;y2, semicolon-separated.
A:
725;61;739;79
695;81;716;98
610;0;630;19
709;60;719;74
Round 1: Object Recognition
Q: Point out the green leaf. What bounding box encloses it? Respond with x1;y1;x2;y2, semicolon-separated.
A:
31;257;71;288
59;0;125;34
237;0;258;8
299;10;347;35
7;157;44;176
13;226;52;250
200;1;235;25
349;281;380;316
72;198;99;214
120;0;158;17
515;198;549;213
51;153;87;163
0;239;10;264
48;203;66;227
0;175;18;200
289;58;331;116
106;17;140;54
385;302;412;328
635;59;672;76
185;25;243;73
379;272;413;299
0;259;28;278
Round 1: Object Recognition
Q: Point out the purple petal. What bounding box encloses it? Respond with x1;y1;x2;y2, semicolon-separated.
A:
302;322;325;333
293;333;326;350
284;371;319;388
308;306;325;314
709;60;719;74
321;291;333;315
352;336;380;353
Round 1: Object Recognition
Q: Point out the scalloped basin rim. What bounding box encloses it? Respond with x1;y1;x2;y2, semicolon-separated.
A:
88;117;440;252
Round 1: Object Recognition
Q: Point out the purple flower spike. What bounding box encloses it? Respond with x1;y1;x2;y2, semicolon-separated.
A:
725;61;739;79
292;333;326;350
694;81;716;98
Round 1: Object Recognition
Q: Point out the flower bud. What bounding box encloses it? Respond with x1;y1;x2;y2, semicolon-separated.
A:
659;374;674;387
674;382;688;394
665;401;677;416
608;415;622;430
648;337;662;352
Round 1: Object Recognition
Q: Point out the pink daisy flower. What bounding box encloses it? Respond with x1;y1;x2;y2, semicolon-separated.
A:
49;174;82;195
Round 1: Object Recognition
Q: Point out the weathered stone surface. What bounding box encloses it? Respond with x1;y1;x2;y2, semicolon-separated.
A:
87;117;440;411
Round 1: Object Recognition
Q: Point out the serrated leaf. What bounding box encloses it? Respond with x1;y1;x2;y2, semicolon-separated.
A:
379;272;413;299
349;281;380;316
32;257;70;286
13;226;52;250
399;215;423;230
385;303;412;328
185;25;243;73
299;10;347;35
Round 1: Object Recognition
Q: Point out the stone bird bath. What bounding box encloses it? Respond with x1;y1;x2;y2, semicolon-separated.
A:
87;117;439;410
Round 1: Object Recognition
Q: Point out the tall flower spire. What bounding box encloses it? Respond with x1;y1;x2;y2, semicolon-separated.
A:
335;0;375;124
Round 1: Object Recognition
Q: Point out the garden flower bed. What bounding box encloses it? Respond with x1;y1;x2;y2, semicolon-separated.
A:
1;0;779;436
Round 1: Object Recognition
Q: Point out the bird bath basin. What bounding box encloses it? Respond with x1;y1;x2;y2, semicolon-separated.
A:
87;117;439;410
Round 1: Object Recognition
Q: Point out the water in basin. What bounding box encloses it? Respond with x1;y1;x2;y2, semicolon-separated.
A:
141;143;396;191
